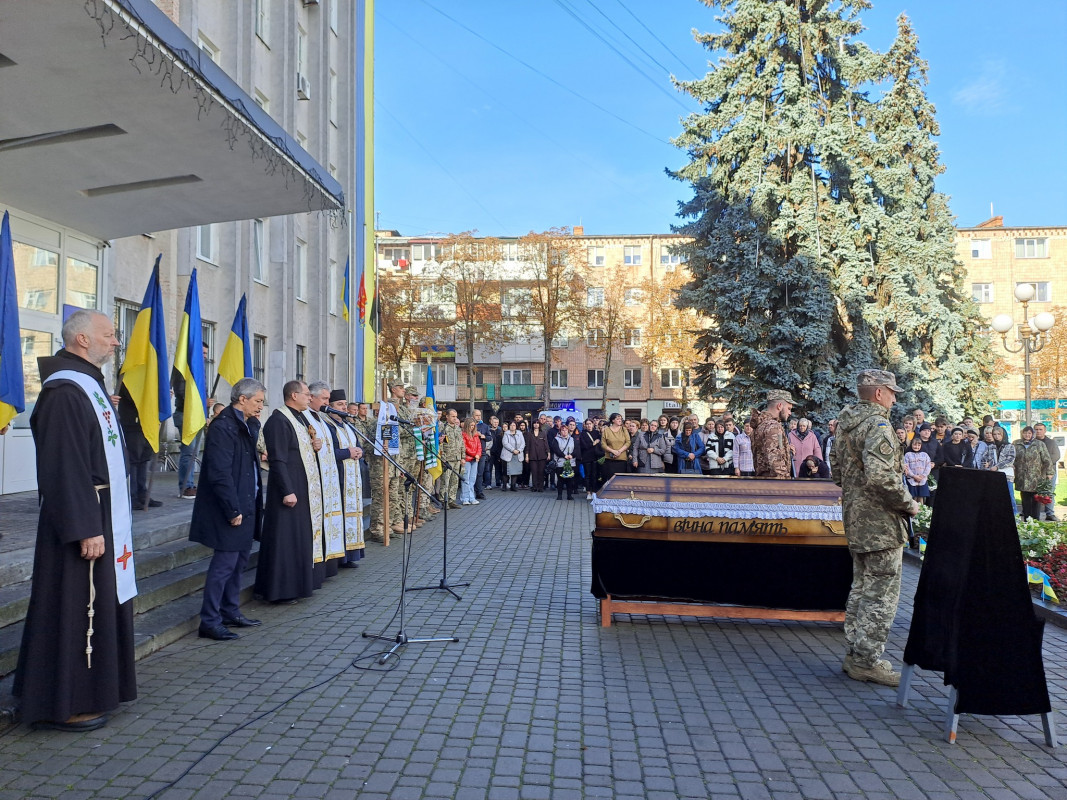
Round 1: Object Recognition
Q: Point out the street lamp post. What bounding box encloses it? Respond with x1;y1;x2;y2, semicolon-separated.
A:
991;283;1056;427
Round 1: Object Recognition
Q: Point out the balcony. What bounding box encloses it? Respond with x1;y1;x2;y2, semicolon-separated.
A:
499;383;540;399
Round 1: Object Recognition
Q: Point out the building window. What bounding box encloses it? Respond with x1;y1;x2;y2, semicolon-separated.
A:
971;283;994;304
588;246;605;266
295;344;306;382
624;368;642;388
1016;281;1051;303
473;369;484;387
660;245;684;266
586;287;604;307
252;219;267;282
196;224;215;263
428;363;456;386
253;335;266;384
970;239;991;259
661;368;682;388
198;34;220;64
296;27;307;77
586;328;603;347
503;242;519;262
329;353;336;386
551;332;569;348
1015;238;1048;259
295;240;307;301
201;321;216;386
624;288;643;307
623;328;641;347
64;257;98;309
381;246;411;266
329;70;338;126
502;369;532;386
253;90;269;112
328;259;338;315
587;369;605;388
254;0;270;43
624;245;642;265
12;243;58;314
550;369;568;388
330;0;339;33
412;243;436;261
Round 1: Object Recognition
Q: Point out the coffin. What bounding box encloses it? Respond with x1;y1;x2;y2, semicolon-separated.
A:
590;474;852;623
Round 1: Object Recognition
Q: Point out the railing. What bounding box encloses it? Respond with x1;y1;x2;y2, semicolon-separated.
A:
499;383;539;399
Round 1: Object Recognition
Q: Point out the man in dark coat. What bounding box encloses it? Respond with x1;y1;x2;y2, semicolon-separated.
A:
254;380;320;603
14;310;136;731
190;378;266;640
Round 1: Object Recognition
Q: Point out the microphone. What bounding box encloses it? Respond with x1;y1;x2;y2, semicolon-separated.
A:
322;406;358;419
388;415;419;427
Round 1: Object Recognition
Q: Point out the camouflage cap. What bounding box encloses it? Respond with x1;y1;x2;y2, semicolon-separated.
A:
857;369;904;393
405;385;419;396
766;389;798;406
387;379;406;388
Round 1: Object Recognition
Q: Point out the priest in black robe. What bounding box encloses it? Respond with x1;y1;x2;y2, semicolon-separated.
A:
254;380;319;603
14;310;136;731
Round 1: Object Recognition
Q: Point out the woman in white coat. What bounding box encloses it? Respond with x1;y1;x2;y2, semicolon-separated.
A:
500;421;526;492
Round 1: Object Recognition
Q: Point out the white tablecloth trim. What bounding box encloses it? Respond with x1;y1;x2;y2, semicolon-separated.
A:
593;499;842;521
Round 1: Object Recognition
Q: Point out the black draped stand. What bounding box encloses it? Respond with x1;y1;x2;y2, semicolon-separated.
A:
897;468;1057;746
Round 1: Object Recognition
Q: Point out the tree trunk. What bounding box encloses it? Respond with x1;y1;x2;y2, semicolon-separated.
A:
466;334;476;418
543;336;552;410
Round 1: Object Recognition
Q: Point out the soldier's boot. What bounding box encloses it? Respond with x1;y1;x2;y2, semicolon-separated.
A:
391;523;405;534
845;658;900;687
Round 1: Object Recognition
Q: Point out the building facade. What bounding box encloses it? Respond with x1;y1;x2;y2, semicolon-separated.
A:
957;216;1067;428
374;228;715;422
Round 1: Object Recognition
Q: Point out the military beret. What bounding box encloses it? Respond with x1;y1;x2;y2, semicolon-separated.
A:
329;389;347;403
766;389;799;406
856;369;903;392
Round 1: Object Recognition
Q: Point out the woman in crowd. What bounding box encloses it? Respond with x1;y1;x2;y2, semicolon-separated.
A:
975;426;994;468
672;420;705;475
500;421;526;492
630;419;668;473
704;419;734;476
798;455;831;479
517;419;531;487
787;417;822;477
599;413;631;483
663;417;681;473
733;420;755;476
579;418;602;499
460;418;482;506
549;424;579;500
1014;425;1054;520
981;425;1018;515
941;426;972;469
526;420;550;493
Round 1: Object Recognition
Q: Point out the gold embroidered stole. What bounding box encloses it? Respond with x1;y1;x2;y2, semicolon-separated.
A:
309;411;346;560
325;415;365;550
282;407;325;562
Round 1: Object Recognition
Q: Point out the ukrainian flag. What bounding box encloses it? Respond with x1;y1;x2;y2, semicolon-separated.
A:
121;255;172;451
218;294;252;387
1027;565;1059;603
0;211;25;430
341;257;350;322
425;364;442;482
172;270;207;445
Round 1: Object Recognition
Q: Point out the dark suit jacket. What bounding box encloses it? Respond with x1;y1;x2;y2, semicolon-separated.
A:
189;405;263;551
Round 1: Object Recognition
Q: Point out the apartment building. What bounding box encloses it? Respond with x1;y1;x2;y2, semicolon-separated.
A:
374;228;714;422
958;216;1067;425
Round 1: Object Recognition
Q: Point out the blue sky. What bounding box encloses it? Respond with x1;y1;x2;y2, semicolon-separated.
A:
374;0;1067;237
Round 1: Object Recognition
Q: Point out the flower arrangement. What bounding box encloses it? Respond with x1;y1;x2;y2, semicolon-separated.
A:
1034;479;1054;508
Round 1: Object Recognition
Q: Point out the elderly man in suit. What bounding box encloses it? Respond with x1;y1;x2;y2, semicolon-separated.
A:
190;378;266;640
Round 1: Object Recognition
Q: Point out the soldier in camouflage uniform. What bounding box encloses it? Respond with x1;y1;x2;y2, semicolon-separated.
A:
352;402;384;542
437;408;464;508
752;389;795;479
830;369;920;688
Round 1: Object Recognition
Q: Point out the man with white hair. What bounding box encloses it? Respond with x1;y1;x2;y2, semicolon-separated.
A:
14;310;136;730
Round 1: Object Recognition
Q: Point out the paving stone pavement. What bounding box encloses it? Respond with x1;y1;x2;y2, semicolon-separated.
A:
0;488;1064;799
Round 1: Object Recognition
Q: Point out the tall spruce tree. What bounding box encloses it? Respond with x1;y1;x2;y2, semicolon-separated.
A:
673;1;995;420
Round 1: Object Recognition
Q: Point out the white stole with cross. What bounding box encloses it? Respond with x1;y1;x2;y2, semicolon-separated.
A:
44;370;138;604
308;411;346;561
281;407;326;562
326;416;365;550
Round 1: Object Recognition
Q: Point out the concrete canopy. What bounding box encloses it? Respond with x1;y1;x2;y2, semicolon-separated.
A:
0;0;345;241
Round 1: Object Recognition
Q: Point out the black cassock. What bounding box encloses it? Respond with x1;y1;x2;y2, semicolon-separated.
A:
14;350;136;724
254;407;315;602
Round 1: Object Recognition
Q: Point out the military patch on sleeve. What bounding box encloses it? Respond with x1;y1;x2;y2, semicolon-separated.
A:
877;422;887;427
877;440;894;457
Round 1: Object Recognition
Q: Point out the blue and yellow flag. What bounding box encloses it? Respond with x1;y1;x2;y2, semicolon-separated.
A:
423;364;442;481
172;270;207;445
121;255;172;451
0;211;25;430
218;294;252;387
341;257;350;322
1027;565;1059;603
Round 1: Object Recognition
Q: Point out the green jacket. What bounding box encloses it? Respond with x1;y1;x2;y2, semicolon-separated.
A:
1013;439;1053;493
830;401;913;553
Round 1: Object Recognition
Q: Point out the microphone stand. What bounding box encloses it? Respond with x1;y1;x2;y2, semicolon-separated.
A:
323;408;458;664
406;436;470;600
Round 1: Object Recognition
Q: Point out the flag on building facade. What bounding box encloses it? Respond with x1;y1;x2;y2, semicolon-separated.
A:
342;257;350;322
218;294;253;387
121;255;172;451
172;269;207;445
0;211;25;431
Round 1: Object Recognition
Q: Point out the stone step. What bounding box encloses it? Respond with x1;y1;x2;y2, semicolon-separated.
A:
0;538;214;631
0;546;258;677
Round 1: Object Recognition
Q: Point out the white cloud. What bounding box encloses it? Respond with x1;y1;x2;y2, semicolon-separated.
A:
952;59;1008;115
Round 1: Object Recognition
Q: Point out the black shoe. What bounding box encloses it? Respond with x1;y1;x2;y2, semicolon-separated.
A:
340;561;359;569
199;624;239;640
510;487;518;492
476;494;486;500
147;499;162;508
33;713;110;732
557;493;563;500
567;495;574;500
221;615;261;627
